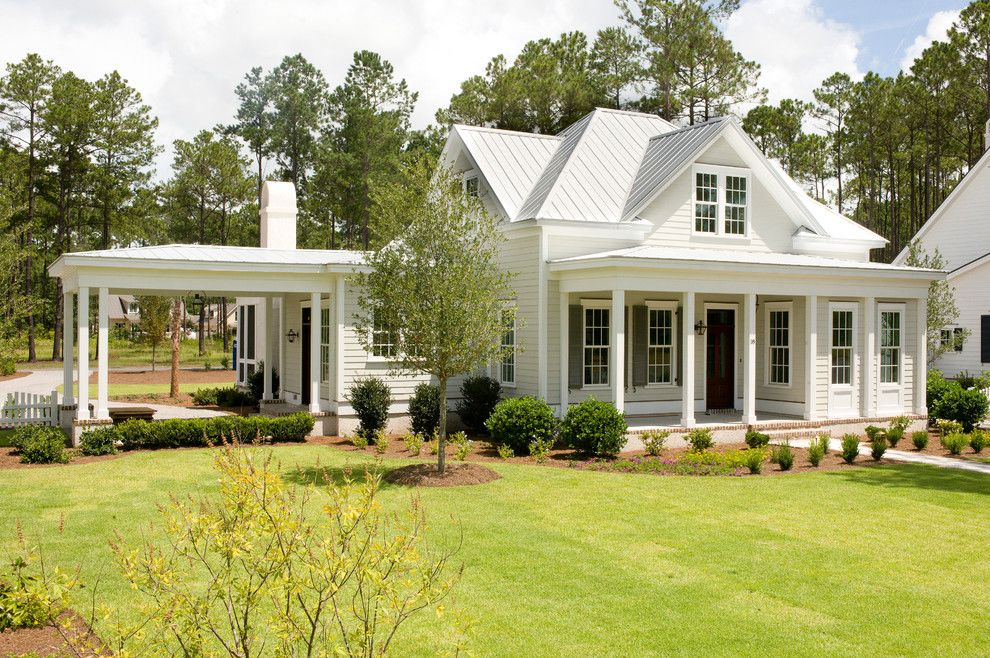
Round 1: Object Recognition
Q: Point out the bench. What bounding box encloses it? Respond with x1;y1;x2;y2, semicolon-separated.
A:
108;406;156;423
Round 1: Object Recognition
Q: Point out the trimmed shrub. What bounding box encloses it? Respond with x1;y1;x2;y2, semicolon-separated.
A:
113;413;313;450
941;432;968;456
247;361;279;401
970;431;989;454
560;397;628;456
935;418;964;435
268;413;315;442
927;369;953;410
864;425;885;442
931;384;989;432
80;425;120;456
685;428;714;453
841;434;860;464
742;448;766;474
373;430;390;454
640;429;670;456
808;434;829;467
347;377;392;436
485;396;557;456
870;437;887;461
771;443;794;470
744;430;770;449
911;430;929;450
193;386;256;408
12;426;68;464
455;375;501;434
408;383;440;437
450;432;471;461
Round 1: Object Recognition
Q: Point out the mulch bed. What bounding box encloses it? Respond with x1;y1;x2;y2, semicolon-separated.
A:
0;611;103;657
383;462;501;487
0;371;29;384
867;432;990;461
88;369;235;385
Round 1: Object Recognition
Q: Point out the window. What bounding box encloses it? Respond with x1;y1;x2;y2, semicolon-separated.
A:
692;166;751;237
583;305;610;386
465;175;479;197
647;303;675;385
879;308;902;384
831;308;854;385
245;305;256;360
370;311;397;359
320;307;331;383
767;303;790;385
499;310;515;386
941;327;964;352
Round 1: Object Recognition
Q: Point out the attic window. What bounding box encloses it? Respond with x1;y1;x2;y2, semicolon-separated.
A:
465;175;479;197
692;165;750;238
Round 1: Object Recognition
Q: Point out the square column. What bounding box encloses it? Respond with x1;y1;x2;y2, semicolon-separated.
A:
263;296;274;400
804;295;818;421
96;287;109;420
681;291;696;428
63;291;74;406
278;296;286;401
335;278;346;404
862;296;875;418
914;298;927;415
559;290;569;417
76;288;90;420
742;293;757;424
309;291;322;413
611;289;625;414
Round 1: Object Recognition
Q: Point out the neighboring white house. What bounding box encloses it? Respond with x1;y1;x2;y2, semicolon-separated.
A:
50;108;941;439
892;121;990;379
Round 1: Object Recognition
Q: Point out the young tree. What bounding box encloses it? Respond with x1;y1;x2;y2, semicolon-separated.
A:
138;295;171;371
356;160;516;474
905;241;965;364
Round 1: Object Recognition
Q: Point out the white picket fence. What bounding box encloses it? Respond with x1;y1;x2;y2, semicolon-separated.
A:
1;390;59;428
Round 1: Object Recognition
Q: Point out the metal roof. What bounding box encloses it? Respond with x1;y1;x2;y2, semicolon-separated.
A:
57;244;367;270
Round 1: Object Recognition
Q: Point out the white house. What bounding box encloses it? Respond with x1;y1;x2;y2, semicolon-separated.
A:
50;108;941;440
893;121;990;379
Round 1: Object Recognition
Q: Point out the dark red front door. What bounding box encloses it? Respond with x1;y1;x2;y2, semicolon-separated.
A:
706;309;735;410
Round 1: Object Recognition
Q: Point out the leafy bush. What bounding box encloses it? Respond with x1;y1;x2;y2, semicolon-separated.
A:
0;358;15;377
771;443;794;470
12;426;68;464
742;448;766;474
864;425;885;442
80;425;120;456
841;434;860;464
808;434;829;467
347;377;392;436
931;383;989;432
927;369;953;410
911;430;929;450
0;546;76;631
954;370;990;390
373;430;390;455
941;432;968;456
600;451;745;476
935;418;964;435
455;375;501;434
115;413;314;450
247;361;279;401
640;429;670;456
485;396;557;456
351;431;369;449
870;437;887;461
193;386;256;408
408;383;441;437
269;413;315;442
450;432;471;461
744;430;770;449
496;444;514;459
402;432;424;456
970;430;988;454
529;436;554;463
560;397;628;456
685;427;714;453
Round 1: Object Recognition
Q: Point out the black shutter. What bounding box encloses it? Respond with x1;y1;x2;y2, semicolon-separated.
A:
569;305;583;389
632;305;648;387
981;316;990;363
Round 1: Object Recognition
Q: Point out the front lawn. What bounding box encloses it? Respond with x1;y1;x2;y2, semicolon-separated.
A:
1;446;988;656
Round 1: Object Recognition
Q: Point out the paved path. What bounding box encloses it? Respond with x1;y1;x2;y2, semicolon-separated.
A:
780;437;990;475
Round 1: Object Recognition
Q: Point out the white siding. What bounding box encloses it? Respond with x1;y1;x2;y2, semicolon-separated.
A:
498;231;542;397
932;264;990;377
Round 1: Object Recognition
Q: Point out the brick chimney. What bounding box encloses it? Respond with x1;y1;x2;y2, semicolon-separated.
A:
260;181;297;250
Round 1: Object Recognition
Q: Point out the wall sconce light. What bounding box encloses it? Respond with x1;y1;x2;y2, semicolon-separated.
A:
694;320;707;336
286;329;299;343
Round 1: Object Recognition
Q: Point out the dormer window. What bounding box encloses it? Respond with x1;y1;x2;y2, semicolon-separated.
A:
464;174;479;197
692;165;750;238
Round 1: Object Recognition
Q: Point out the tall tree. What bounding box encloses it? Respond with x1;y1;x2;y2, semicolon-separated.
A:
813;72;854;212
231;66;272;210
590;27;642;108
0;53;60;362
741;99;807;175
951;0;990;126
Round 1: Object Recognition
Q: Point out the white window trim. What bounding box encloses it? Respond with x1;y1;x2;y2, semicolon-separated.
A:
764;301;793;389
581;298;610;390
463;168;480;197
877;303;905;388
828;302;857;390
691;164;752;239
366;308;399;363
498;309;517;388
645;300;678;388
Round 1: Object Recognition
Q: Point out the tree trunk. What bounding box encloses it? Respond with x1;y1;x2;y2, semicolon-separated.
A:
170;299;182;397
437;375;448;474
151;343;156;372
198;302;206;355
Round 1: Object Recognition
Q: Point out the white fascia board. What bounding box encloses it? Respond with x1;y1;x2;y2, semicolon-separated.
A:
791;233;886;260
501;217;651;240
948;251;990;279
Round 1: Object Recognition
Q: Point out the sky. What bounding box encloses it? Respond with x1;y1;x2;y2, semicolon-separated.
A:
0;0;967;178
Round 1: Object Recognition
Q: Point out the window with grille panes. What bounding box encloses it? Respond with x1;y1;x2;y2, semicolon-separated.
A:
880;309;902;384
499;310;515;386
724;175;747;235
583;306;610;386
320;307;330;383
370;311;397;359
694;172;717;233
767;305;790;385
831;309;854;385
648;306;674;385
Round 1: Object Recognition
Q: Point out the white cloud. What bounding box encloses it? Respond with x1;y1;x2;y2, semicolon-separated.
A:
899;9;961;72
726;0;863;104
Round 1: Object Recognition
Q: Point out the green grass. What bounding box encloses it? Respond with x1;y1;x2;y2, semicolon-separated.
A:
2;447;989;656
59;382;230;397
14;335;232;370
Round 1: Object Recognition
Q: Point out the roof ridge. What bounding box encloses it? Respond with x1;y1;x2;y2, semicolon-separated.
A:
590;106;677;125
453;124;561;140
646;116;729;142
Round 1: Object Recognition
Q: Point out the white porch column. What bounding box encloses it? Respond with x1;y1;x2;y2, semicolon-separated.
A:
76;288;89;420
537;231;549;400
278;296;286;401
559;290;568;417
681;291;696;428
862;296;876;418
804;295;818;421
611;289;625;413
62;291;74;406
335;277;345;404
96;287;109;420
309;291;322;413
742;293;757;424
263;296;274;400
915;297;928;415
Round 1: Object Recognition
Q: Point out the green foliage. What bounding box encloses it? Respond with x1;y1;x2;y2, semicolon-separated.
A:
969;430;988;454
485;396;558;456
347;377;392;436
408;383;441;437
931;384;989;432
496;444;514;460
351;431;369;449
192;386;256;408
911;431;929;450
742;448;766;474
864;425;886;442
137;296;172;370
115;413;314;450
841;434;860;464
908;244;966;364
529;436;554;463
886;417;909;448
640;429;670;456
455;375;502;434
450;432;471;461
771;443;794;470
560;397;628;456
941;432;969;456
373;429;390;455
685;428;714;453
247;361;279;401
0;358;15;376
936;418;964;435
744;430;770;449
927;370;953;410
80;425;120;456
808;434;830;467
0;541;78;632
603;451;746;476
870;437;887;461
11;426;67;464
402;431;424;456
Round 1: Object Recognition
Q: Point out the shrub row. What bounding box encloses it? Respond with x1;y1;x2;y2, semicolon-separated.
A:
192;386;257;408
117;412;315;450
11;426;68;464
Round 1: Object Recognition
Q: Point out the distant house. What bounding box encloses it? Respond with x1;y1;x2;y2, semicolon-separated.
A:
108;294;140;335
893;121;990;378
50;109;940;438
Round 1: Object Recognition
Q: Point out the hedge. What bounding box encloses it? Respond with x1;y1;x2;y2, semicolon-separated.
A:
118;412;315;450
